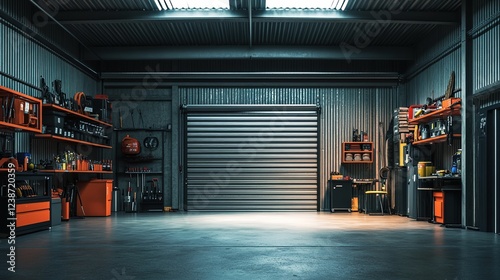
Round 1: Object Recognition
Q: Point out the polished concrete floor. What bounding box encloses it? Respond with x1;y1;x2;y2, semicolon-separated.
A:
1;212;499;280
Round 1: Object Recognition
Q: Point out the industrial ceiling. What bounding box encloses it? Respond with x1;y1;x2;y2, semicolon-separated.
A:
28;0;462;77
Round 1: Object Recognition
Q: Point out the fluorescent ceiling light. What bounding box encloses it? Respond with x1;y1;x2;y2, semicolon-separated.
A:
335;1;344;10
160;0;169;10
266;0;349;10
164;0;173;10
155;0;229;9
154;0;163;11
341;0;348;10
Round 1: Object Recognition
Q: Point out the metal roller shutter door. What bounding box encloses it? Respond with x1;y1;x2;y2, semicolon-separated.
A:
184;105;319;211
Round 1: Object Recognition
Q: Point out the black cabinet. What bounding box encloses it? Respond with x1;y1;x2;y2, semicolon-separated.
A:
394;167;408;216
329;180;352;212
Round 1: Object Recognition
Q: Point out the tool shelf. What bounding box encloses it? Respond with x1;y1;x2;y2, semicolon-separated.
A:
35;99;113;220
0;86;42;133
40;170;113;174
411;134;461;145
409;101;462;145
33;134;112;149
114;128;167;212
43;104;112;127
408;104;461;125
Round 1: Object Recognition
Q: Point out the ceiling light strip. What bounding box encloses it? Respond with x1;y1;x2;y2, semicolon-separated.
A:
165;0;173;10
336;0;344;10
159;0;168;10
154;0;163;10
265;0;349;9
341;0;349;10
331;0;339;9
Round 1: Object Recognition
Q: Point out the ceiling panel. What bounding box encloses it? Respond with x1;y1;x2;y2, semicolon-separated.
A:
48;0;461;12
25;0;462;71
65;21;249;46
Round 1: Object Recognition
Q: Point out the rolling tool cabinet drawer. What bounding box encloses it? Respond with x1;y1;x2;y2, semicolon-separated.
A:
16;201;51;228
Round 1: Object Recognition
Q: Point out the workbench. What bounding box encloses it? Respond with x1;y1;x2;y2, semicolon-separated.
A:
417;176;461;227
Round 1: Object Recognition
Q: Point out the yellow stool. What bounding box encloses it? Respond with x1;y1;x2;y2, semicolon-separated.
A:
364;179;391;215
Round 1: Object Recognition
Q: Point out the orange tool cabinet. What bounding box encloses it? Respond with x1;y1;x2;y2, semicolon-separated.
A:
433;189;461;225
16;201;51;227
76;179;113;217
0;174;52;236
433;191;445;224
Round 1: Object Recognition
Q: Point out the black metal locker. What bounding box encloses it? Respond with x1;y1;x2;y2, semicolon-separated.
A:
477;108;500;233
329;180;352;212
407;144;432;220
394;167;408;216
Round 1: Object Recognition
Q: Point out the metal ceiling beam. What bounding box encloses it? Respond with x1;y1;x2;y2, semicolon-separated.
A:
100;71;401;86
54;10;460;25
249;0;253;48
83;45;414;61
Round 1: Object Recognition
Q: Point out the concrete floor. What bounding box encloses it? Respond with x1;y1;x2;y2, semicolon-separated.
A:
1;212;499;280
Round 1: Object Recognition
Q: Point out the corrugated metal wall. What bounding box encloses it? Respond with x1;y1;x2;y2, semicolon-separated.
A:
180;87;399;210
182;87;318;105
1;0;80;57
473;0;500;93
411;26;461;72
104;88;173;208
1;1;99;166
404;23;462;171
401;0;500;229
473;0;500;234
0;19;98;96
405;47;462;104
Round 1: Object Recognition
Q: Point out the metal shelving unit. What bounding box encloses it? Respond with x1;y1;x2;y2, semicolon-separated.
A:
114;128;167;212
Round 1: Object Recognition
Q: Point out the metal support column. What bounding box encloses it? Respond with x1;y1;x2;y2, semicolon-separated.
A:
461;0;474;228
171;86;181;210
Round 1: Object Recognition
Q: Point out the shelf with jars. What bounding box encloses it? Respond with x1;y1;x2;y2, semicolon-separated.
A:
36;150;113;174
342;142;373;164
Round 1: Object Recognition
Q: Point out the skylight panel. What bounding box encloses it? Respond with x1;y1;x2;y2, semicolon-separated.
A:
155;0;229;10
266;0;349;10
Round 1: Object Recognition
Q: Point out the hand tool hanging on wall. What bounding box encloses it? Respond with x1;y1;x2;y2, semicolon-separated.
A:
118;108;123;128
425;71;462;106
139;109;145;127
445;71;455;99
130;109;135;128
153;178;161;201
124;180;132;212
7;94;15;123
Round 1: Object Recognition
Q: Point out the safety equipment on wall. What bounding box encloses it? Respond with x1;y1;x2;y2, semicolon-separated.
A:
143;136;159;150
121;135;141;155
